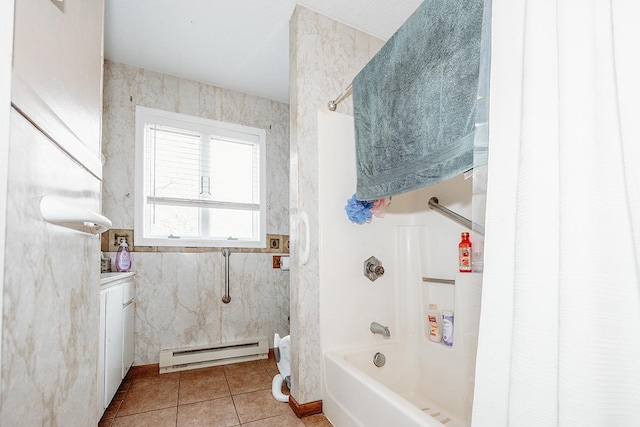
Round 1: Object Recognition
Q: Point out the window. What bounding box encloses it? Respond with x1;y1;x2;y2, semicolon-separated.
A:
134;106;266;248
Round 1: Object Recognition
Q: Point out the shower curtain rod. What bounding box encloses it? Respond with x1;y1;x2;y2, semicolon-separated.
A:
327;84;353;111
428;196;485;235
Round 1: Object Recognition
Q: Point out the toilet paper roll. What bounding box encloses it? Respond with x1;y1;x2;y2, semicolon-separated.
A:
279;256;290;271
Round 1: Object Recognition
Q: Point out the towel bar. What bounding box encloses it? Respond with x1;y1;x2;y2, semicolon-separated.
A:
428;197;485;235
327;84;353;111
40;195;112;235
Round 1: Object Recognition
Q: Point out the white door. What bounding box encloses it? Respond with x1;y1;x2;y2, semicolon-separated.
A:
122;300;135;378
12;0;104;165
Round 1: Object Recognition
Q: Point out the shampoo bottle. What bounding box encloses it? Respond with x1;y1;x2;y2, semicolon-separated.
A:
115;240;132;272
426;304;442;342
442;311;454;347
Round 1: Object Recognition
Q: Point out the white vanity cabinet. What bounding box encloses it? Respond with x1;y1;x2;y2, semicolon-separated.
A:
103;283;123;408
99;273;135;416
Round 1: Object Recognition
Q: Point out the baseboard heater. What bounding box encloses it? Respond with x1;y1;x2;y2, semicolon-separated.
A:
159;337;269;374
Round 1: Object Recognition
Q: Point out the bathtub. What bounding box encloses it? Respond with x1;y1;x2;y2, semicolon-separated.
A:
323;342;469;427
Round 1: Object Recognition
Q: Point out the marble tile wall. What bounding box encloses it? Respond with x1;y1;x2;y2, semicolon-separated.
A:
289;6;384;404
102;61;289;235
2;110;101;426
102;61;290;364
131;251;290;364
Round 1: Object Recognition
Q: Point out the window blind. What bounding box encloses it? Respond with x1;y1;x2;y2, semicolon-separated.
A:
135;106;265;247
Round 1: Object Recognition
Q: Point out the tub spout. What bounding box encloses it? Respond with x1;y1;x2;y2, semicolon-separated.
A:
370;322;390;338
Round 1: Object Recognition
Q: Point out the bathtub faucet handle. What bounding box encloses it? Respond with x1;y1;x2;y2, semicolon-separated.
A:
369;264;384;276
370;322;391;338
364;256;384;282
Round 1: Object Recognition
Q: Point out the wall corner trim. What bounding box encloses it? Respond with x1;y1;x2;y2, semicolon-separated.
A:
288;396;323;418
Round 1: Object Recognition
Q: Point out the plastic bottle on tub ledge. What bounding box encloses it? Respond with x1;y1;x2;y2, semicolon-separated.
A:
442;311;454;347
426;304;442;343
459;232;472;272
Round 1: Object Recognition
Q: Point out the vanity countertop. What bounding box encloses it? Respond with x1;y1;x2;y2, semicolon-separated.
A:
100;271;136;287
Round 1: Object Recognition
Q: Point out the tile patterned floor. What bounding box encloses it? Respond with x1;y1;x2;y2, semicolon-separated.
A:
99;358;333;427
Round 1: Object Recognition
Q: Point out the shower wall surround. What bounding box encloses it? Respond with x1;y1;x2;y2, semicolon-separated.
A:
289;6;385;404
102;61;290;364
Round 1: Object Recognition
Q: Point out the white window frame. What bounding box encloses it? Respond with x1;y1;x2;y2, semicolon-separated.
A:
134;106;266;248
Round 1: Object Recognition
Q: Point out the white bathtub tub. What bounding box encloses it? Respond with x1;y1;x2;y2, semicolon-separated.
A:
323;342;468;427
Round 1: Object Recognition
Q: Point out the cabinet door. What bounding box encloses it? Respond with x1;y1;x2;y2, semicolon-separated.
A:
104;284;123;407
122;301;135;378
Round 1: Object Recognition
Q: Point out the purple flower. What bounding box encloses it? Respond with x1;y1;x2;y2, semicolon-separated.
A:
345;194;374;224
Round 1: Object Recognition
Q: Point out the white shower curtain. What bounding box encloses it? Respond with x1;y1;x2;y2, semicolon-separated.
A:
472;1;640;426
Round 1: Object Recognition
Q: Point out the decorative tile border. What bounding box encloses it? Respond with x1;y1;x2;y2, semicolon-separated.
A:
101;229;290;254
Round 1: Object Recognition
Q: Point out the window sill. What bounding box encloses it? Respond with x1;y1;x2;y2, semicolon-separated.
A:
101;229;289;255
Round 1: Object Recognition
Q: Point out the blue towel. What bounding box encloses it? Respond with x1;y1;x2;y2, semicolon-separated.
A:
353;0;484;200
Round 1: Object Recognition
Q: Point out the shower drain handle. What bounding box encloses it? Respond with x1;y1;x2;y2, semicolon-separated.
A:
373;352;386;368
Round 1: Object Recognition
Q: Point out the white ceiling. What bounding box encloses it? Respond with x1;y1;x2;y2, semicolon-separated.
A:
104;1;422;103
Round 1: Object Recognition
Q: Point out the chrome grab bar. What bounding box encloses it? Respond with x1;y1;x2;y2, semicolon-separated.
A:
422;277;455;285
222;248;231;304
428;197;485;236
327;83;353;111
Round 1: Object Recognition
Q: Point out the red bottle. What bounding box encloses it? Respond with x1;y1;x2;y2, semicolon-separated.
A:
458;232;472;273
